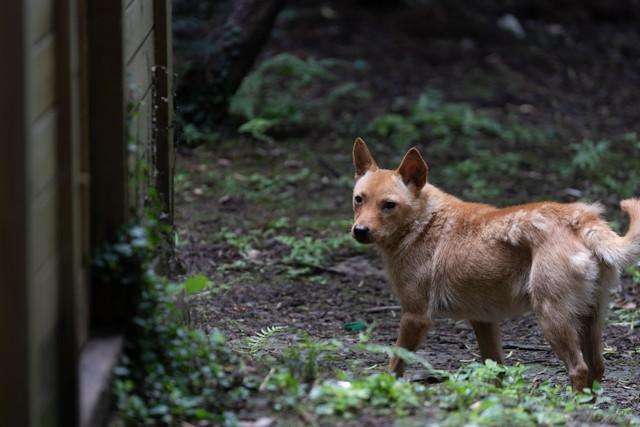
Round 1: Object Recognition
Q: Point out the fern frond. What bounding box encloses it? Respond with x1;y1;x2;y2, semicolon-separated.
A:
244;326;286;354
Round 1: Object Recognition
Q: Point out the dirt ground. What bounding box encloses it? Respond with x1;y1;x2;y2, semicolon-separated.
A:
173;0;640;418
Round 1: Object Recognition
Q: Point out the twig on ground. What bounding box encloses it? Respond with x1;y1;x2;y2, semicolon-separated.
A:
258;367;276;391
363;305;401;313
503;343;550;352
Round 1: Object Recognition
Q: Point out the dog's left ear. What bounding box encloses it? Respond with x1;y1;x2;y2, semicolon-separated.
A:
397;147;428;192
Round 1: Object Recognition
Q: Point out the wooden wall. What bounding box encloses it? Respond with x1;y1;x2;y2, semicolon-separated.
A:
0;0;174;425
0;0;88;425
126;0;175;217
89;0;174;246
127;0;158;211
0;1;31;424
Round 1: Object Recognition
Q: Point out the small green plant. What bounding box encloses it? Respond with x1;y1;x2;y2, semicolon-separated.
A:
113;274;250;425
220;169;313;200
275;232;359;275
182;274;212;296
260;368;308;411
427;360;627;426
326;82;372;107
229;53;336;141
569;139;610;174
243;326;287;355
92;224;151;288
367;90;538;153
238;118;278;143
216;227;261;255
281;336;344;383
310;373;425;417
179;122;218;146
367;114;420;148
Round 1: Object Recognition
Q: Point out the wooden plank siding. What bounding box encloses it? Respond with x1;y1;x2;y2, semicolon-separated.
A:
87;1;128;249
30;35;57;121
1;0;173;424
124;0;154;64
153;0;175;221
27;0;63;422
128;88;154;211
1;0;86;424
0;1;30;425
125;0;155;216
29;0;54;44
56;0;86;425
30;111;58;197
127;31;155;104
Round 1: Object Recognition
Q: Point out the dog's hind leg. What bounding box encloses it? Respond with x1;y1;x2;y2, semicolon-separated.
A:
529;241;594;391
470;321;504;363
535;306;589;390
580;264;616;386
579;313;605;387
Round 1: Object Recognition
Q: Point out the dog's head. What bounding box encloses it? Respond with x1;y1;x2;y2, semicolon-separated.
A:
351;137;428;245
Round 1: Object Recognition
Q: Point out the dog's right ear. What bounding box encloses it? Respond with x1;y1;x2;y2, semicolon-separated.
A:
353;137;378;179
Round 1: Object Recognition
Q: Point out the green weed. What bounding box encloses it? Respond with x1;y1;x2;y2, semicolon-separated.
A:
275;232;359;276
215;220;360;278
229;53;336;141
216;227;261;254
569;139;610;174
113;274;250;425
179;122;218;146
310;373;425;417
428;360;636;426
238;118;278;143
327;82;372;107
367;114;420;149
367;90;547;154
243;326;288;355
220;168;313;200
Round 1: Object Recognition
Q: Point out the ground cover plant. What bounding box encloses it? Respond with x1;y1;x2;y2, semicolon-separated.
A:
114;0;640;425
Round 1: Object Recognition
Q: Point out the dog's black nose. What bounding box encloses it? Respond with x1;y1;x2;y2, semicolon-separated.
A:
353;224;370;240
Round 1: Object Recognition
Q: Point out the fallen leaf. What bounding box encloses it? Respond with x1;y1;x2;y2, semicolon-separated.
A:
344;321;367;332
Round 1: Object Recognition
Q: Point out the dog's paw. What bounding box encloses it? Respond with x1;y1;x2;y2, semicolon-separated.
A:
388;356;405;377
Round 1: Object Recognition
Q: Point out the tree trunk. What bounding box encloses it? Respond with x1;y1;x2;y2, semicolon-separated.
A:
173;0;286;125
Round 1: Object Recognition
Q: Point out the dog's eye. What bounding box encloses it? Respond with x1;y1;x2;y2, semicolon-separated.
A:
354;195;364;205
383;201;397;210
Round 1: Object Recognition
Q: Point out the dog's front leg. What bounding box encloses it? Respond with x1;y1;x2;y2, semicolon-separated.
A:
389;310;431;377
470;321;504;363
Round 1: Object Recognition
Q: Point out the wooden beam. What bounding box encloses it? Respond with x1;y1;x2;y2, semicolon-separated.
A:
154;0;175;222
0;1;30;425
87;0;128;248
79;335;124;427
56;0;85;424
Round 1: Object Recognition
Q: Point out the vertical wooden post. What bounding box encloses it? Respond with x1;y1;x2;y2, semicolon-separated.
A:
57;0;87;423
87;1;128;248
0;1;30;426
154;0;175;222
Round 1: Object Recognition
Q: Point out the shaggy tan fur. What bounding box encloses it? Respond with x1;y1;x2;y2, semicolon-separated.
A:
350;137;640;390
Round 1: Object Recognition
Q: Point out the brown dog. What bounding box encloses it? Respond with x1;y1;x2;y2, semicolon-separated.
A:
350;137;640;390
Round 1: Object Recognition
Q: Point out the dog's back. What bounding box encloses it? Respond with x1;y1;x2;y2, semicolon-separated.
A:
405;193;640;321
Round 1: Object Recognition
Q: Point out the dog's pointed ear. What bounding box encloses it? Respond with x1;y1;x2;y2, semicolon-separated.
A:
353;137;378;179
397;147;428;192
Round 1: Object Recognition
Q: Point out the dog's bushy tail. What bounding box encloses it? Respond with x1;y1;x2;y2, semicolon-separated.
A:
582;198;640;269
